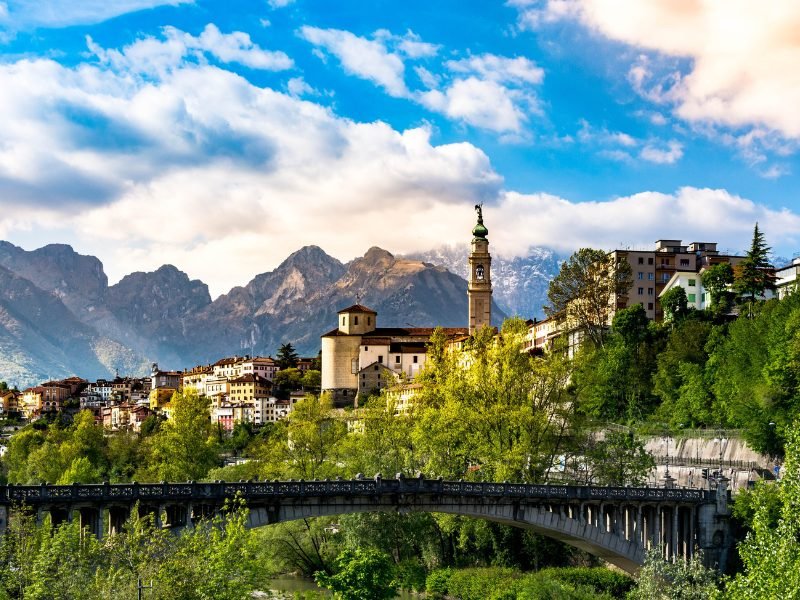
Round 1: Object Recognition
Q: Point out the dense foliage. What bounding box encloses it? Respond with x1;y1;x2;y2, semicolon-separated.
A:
0;501;262;600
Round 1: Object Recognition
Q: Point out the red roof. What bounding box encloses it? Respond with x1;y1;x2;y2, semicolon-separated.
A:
337;304;377;314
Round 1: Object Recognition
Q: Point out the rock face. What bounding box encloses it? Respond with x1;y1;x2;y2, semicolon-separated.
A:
0;264;145;386
406;244;562;319
0;241;108;319
0;242;534;388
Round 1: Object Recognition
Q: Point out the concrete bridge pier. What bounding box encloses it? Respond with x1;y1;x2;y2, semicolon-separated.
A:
108;506;129;535
49;507;71;527
79;507;104;540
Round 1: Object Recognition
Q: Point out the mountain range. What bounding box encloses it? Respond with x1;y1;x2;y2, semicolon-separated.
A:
0;241;561;388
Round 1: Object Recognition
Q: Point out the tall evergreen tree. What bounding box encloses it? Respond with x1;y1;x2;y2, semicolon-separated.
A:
735;223;776;316
276;342;300;369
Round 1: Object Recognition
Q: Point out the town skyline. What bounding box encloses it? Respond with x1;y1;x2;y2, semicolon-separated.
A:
0;1;799;297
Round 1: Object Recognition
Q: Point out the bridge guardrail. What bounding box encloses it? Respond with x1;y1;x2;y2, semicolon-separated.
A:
0;478;712;506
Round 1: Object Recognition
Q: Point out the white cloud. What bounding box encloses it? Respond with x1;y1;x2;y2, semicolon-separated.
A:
492;187;800;259
301;27;544;134
515;1;800;140
374;29;441;59
419;78;529;134
286;76;316;97
300;26;408;97
1;35;795;298
267;0;294;7
88;23;293;76
639;140;683;165
577;119;682;165
447;54;544;85
0;0;189;30
0;55;501;296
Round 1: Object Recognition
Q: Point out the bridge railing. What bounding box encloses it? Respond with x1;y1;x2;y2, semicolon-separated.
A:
0;478;711;506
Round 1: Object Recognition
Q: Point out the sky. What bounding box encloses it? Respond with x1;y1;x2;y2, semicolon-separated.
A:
1;0;799;297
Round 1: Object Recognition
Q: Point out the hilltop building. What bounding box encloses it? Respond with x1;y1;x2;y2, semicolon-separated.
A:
321;205;492;406
525;239;748;354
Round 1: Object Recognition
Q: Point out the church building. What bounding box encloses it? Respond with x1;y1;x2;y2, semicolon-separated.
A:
320;206;494;406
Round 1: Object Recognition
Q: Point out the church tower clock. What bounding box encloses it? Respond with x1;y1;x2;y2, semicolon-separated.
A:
468;204;492;335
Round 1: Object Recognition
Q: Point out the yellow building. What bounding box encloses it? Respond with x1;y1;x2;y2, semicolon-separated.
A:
149;387;176;411
229;373;272;403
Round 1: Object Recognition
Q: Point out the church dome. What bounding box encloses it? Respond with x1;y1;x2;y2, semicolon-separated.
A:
472;220;488;239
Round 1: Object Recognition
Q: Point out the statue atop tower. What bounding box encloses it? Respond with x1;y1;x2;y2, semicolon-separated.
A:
468;204;492;334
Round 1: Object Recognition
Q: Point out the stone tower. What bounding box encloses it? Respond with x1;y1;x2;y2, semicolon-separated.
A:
468;204;492;334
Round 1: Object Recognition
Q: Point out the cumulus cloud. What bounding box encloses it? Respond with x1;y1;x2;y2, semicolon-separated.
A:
492;187;800;259
513;0;800;141
0;54;502;295
267;0;294;8
299;26;409;97
418;78;530;134
301;26;544;134
1;31;796;297
88;23;293;77
0;0;189;30
639;140;683;165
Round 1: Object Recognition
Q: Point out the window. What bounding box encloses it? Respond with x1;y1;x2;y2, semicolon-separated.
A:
395;355;401;364
680;258;690;267
378;355;383;363
638;272;644;280
342;317;345;326
476;264;485;280
364;345;368;351
648;288;654;296
648;273;654;280
374;365;379;371
638;287;644;295
413;355;418;363
354;316;359;325
648;302;654;310
688;279;696;286
368;316;371;325
648;257;654;265
688;293;696;302
638;257;644;264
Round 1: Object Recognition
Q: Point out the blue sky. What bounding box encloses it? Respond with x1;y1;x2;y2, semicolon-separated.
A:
1;0;799;295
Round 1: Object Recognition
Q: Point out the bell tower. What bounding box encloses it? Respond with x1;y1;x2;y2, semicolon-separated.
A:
468;204;492;334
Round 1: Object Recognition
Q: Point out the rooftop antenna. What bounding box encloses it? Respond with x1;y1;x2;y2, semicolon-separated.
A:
356;291;362;305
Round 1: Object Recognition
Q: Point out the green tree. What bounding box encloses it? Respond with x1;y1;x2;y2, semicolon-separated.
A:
273;367;303;397
277;342;300;369
727;421;800;598
140;389;219;481
653;320;714;429
573;304;662;421
546;248;633;347
661;286;689;322
315;548;398;600
735;223;776;317
301;369;322;390
701;263;735;315
282;394;346;479
630;549;719;600
584;430;654;486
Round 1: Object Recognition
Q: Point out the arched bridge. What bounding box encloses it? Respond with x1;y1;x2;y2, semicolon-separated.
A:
0;476;732;574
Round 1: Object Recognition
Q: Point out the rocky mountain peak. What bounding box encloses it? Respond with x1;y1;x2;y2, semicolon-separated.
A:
0;241;108;317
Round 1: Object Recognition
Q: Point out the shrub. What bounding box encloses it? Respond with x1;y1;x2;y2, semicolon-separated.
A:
539;567;634;597
425;568;452;599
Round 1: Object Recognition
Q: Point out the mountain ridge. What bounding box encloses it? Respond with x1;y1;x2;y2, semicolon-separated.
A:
0;241;549;388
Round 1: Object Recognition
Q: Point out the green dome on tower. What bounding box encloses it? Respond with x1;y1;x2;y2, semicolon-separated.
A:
472;204;488;239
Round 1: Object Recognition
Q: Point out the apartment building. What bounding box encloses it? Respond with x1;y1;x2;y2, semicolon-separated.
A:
613;240;744;321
